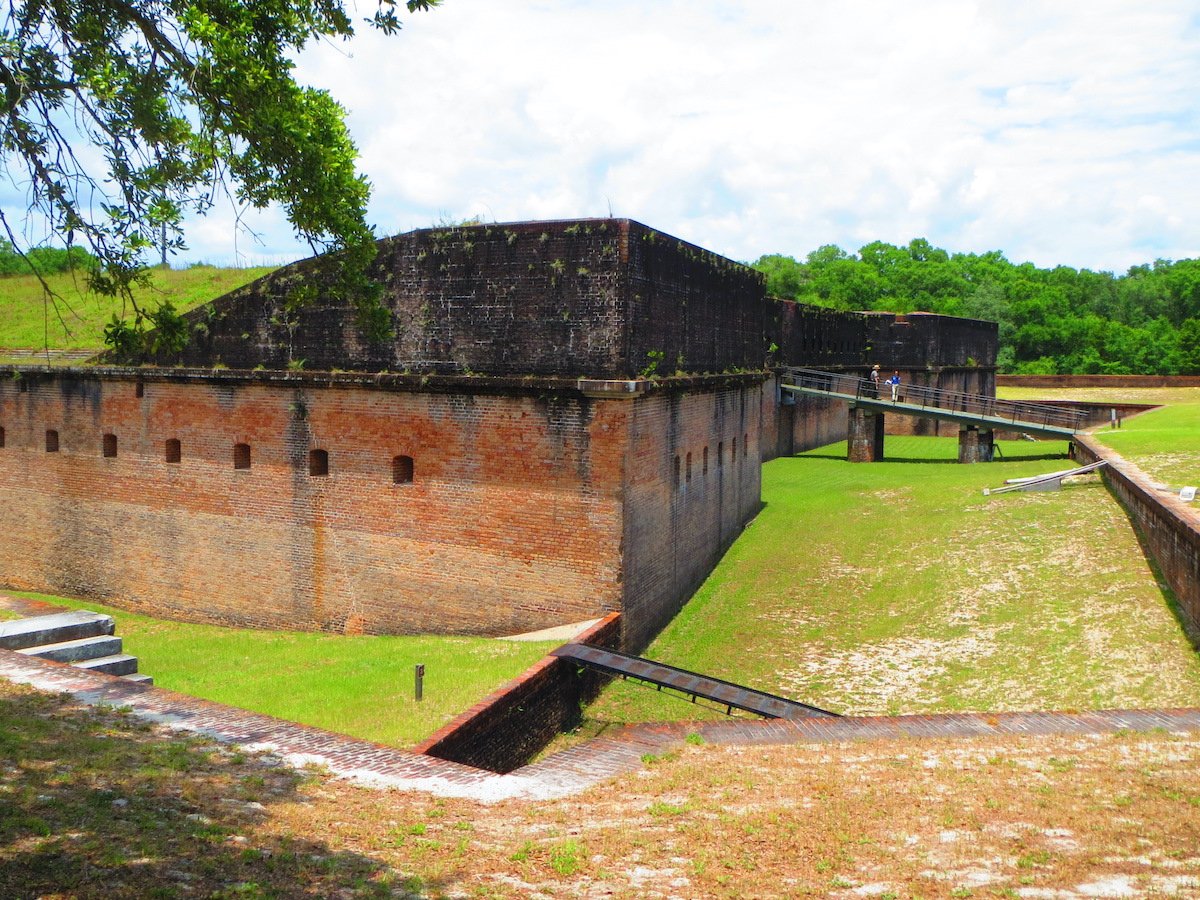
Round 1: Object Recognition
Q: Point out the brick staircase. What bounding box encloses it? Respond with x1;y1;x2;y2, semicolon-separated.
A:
0;610;151;684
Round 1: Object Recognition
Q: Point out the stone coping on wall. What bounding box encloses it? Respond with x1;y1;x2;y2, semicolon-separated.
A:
1075;433;1200;528
0;365;769;399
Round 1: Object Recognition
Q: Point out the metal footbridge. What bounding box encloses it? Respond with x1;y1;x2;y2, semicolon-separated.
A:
780;367;1087;438
551;643;839;720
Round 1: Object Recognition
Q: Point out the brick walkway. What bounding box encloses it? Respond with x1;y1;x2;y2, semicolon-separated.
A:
4;646;1200;803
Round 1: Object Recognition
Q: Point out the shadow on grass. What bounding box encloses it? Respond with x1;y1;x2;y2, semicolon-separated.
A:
0;684;441;899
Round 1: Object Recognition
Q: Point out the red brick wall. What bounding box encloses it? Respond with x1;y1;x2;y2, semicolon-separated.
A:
618;381;765;650
881;367;997;436
0;369;764;645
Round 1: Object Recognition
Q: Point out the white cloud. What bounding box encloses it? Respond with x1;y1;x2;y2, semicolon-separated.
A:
164;0;1200;271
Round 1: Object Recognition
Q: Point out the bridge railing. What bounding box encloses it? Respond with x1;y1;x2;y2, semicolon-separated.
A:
780;367;1087;433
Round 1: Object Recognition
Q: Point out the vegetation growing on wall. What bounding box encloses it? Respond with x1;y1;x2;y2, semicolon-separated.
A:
754;241;1200;375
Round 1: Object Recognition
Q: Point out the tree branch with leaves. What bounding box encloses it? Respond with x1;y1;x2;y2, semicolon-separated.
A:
1;0;438;359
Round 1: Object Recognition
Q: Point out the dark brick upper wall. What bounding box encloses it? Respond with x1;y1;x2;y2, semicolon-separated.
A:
863;312;997;369
623;221;769;376
774;300;867;369
161;219;769;378
154;217;996;377
169;220;633;376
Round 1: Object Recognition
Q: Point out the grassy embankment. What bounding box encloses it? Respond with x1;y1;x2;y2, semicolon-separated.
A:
0;266;274;356
1092;401;1200;488
5;592;554;748
1000;384;1199;493
587;433;1200;727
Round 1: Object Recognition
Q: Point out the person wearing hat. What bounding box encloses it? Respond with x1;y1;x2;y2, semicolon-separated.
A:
869;364;880;397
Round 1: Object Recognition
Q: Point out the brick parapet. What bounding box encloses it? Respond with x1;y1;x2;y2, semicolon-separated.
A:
414;613;622;773
1073;434;1200;641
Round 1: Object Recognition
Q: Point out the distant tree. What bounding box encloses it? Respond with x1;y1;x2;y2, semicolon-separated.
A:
752;254;807;300
1;0;438;348
0;238;95;276
756;237;1200;375
1177;318;1200;374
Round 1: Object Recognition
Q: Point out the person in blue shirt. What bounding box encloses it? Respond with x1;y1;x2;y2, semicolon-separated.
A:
889;371;901;401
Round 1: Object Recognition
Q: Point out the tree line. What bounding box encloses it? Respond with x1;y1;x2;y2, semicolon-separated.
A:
0;240;97;278
753;239;1200;375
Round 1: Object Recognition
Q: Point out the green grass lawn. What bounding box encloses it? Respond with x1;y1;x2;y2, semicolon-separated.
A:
587;435;1200;726
0;265;274;351
998;385;1199;491
7;591;555;748
1092;401;1200;488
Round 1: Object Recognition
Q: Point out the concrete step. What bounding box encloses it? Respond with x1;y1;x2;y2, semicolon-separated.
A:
15;634;124;663
0;610;115;651
121;673;154;686
73;654;139;677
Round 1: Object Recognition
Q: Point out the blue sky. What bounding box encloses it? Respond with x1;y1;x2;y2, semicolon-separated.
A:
15;0;1200;273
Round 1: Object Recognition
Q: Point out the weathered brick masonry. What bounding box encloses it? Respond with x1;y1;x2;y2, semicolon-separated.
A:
1;219;996;647
415;613;622;772
161;219;770;378
999;374;1200;389
861;312;997;438
0;367;763;645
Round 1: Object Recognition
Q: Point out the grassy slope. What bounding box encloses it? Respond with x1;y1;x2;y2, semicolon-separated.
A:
0;266;274;351
999;384;1199;496
1092;401;1200;487
10;591;554;748
589;435;1200;725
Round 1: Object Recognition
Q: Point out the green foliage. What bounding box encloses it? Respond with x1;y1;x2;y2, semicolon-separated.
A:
1;0;437;341
102;301;190;364
642;348;665;378
752;241;1200;374
0;240;97;276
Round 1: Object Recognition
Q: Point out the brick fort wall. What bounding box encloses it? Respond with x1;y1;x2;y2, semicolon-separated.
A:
158;219;771;379
0;368;763;648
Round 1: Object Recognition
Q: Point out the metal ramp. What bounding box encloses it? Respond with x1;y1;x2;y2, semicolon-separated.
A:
983;460;1107;495
780;367;1087;438
551;643;839;720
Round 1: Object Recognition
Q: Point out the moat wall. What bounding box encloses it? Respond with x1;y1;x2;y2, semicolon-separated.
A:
415;613;622;773
999;375;1200;389
1073;436;1200;643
